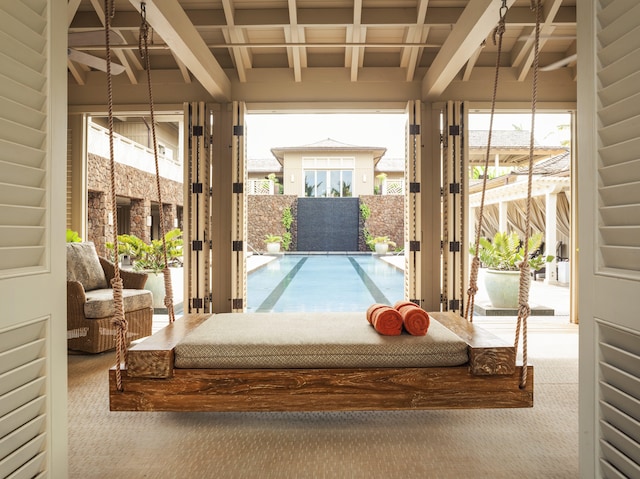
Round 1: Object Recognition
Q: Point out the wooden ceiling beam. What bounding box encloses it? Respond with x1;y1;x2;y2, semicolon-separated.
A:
127;0;230;101
287;0;303;82
462;43;483;82
170;51;191;83
347;0;364;82
401;0;429;82
222;0;251;83
516;0;564;81
422;0;517;99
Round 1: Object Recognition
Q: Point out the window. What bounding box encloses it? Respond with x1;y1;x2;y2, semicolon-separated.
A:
304;170;352;197
302;157;354;197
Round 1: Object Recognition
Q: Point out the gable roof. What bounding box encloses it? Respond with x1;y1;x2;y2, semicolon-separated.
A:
270;138;387;164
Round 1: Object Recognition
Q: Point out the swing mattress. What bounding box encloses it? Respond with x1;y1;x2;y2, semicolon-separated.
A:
173;312;469;369
111;312;532;412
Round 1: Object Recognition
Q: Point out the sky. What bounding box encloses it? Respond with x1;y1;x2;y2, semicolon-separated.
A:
246;113;407;159
245;112;571;160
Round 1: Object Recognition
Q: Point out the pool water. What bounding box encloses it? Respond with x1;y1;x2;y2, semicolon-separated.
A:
247;254;404;312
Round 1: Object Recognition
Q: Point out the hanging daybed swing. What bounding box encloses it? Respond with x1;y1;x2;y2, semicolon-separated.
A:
108;0;541;412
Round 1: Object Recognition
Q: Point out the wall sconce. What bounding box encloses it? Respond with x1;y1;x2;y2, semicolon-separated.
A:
107;212;113;225
290;174;295;183
362;174;367;183
146;215;153;227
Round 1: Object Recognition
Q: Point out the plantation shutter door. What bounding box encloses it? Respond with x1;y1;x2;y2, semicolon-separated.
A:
0;1;68;478
184;102;213;313
404;100;422;306
231;101;247;312
441;101;468;314
579;0;640;476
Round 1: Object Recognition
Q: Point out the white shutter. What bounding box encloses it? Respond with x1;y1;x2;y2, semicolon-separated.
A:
580;0;640;476
598;322;640;477
0;1;67;477
0;321;47;479
404;100;422;306
231;101;247;312
184;102;213;314
597;0;640;277
441;101;468;314
0;0;48;275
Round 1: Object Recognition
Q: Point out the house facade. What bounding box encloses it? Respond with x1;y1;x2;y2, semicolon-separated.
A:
69;117;185;257
248;138;405;197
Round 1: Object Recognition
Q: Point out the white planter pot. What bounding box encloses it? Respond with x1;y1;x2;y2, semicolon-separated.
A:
266;242;281;254
144;268;184;310
375;243;389;255
484;269;520;308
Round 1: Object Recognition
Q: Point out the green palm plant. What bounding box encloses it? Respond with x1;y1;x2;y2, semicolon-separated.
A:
107;228;183;273
366;235;397;251
470;231;553;271
264;234;282;244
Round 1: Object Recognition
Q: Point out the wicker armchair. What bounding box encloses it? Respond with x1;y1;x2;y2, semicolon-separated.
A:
67;242;153;353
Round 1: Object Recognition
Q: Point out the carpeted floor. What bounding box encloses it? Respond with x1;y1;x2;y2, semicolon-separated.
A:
68;317;578;479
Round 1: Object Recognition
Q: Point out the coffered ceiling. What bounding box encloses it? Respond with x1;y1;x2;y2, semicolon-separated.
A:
67;0;576;103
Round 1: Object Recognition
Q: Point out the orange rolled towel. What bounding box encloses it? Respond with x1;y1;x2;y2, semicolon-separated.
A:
394;301;430;336
366;303;387;324
368;305;403;336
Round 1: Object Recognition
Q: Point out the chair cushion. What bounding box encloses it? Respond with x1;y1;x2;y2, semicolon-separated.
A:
67;242;108;291
83;288;153;319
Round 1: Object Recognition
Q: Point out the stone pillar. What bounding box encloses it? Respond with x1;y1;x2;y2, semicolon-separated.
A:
162;203;177;233
130;198;151;243
86;191;112;257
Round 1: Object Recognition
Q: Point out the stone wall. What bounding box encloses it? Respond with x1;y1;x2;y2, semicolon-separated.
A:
247;195;298;253
359;195;405;251
247;194;405;253
87;153;183;203
87;191;112;257
86;153;183;253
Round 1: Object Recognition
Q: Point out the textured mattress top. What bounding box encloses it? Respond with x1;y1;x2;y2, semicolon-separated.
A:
174;312;468;369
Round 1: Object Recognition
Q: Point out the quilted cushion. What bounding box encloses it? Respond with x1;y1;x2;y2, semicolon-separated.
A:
83;288;153;319
67;242;108;291
174;312;469;369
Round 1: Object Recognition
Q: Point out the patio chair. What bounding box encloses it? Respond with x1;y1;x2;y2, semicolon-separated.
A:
67;242;153;353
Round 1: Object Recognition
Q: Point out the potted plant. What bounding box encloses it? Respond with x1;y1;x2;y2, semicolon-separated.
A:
470;231;554;308
264;234;282;254
367;235;397;255
108;228;183;272
107;229;184;310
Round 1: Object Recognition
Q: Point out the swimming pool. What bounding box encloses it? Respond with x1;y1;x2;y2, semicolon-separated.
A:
247;254;405;312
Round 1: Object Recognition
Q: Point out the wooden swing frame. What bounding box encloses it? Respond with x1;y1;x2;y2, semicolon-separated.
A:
108;0;540;413
109;311;533;412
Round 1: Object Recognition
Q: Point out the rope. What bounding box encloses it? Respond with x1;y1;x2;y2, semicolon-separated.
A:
464;1;508;322
515;0;543;389
140;2;176;323
104;0;127;391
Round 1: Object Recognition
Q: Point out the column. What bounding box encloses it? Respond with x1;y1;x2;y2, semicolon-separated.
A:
545;192;558;284
162;203;177;233
86;191;111;257
130;199;151;243
499;200;508;233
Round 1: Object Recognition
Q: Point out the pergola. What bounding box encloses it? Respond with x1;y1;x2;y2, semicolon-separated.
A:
469;160;571;284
